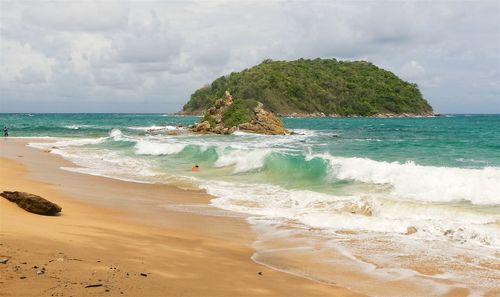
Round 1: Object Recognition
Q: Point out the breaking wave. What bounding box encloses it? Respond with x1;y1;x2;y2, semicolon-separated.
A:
214;149;272;173
134;140;186;155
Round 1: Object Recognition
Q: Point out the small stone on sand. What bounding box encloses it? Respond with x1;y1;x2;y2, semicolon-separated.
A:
406;226;418;235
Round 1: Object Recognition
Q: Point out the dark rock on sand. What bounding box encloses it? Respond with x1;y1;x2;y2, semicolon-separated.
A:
0;191;62;216
406;226;418;235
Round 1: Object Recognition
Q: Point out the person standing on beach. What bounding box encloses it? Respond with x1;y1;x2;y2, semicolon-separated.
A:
3;127;8;137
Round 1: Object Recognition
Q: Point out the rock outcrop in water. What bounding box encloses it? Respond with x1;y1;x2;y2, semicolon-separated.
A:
238;102;288;135
1;191;62;216
190;91;288;135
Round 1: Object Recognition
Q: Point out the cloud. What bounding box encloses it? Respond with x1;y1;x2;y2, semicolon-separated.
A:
0;37;55;83
399;60;441;88
114;25;182;64
23;1;129;32
402;61;425;78
0;0;498;113
16;67;47;84
92;66;141;90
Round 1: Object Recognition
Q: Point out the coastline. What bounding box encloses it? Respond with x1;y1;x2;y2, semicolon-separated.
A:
173;111;445;118
0;138;361;297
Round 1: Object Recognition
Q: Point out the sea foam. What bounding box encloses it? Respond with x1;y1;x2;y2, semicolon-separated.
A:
128;125;178;131
63;124;93;130
211;147;500;205
316;154;500;205
28;137;106;149
134;140;186;155
214;149;272;173
201;177;499;248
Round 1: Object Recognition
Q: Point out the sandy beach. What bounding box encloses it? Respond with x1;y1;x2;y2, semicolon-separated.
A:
2;1;500;295
0;138;362;297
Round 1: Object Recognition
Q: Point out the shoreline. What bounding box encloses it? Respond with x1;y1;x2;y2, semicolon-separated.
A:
173;111;445;118
2;137;497;297
280;112;444;118
0;138;361;296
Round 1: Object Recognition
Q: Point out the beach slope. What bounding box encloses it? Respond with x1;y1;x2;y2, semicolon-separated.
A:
0;140;360;297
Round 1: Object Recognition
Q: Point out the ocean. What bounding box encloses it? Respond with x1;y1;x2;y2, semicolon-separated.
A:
1;113;499;295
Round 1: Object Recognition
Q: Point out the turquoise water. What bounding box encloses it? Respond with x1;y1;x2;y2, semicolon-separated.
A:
2;112;499;199
2;113;499;168
2;113;499;202
2;113;499;293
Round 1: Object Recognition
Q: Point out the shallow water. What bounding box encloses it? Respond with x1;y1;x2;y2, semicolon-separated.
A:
2;113;499;295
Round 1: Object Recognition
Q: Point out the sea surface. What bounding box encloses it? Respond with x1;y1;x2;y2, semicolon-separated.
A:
2;113;499;296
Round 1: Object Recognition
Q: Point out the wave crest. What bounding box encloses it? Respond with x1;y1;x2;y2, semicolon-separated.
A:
134;140;186;155
215;149;272;173
205;148;500;205
318;154;500;205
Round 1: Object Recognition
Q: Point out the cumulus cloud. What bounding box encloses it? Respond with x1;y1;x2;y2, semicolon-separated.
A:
402;61;425;78
0;0;498;113
399;60;440;88
23;1;129;32
16;67;47;84
0;38;55;83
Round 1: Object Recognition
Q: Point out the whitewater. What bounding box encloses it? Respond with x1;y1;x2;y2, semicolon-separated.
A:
2;113;499;296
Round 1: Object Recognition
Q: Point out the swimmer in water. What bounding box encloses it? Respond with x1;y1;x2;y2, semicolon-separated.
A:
191;165;200;172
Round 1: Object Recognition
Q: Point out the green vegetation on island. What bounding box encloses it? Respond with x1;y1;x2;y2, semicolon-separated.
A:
182;58;433;117
201;98;257;128
191;91;288;135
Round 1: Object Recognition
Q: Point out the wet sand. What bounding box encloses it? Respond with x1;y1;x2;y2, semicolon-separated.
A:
0;139;361;297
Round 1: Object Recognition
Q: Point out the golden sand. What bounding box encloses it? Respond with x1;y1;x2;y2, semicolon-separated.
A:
0;139;361;297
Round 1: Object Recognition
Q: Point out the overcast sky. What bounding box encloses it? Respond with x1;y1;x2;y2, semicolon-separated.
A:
1;0;499;113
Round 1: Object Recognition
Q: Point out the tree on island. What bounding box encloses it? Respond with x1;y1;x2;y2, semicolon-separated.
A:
182;58;433;117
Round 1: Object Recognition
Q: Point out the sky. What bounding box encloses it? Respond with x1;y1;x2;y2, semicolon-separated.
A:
0;0;499;113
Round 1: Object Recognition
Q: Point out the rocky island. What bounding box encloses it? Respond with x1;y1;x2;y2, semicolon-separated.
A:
190;91;288;135
180;58;434;117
